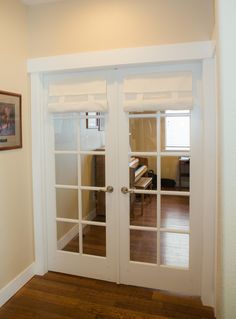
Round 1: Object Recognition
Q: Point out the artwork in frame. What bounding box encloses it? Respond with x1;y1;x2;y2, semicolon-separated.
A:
85;112;105;131
86;112;99;129
0;90;22;150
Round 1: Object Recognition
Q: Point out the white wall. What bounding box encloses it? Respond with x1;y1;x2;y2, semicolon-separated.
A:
216;0;236;317
0;0;34;288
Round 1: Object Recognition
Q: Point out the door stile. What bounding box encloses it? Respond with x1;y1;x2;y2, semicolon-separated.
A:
156;112;161;266
77;116;83;255
104;73;120;282
117;73;130;283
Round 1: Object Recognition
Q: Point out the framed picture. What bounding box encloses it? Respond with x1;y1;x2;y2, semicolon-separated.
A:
86;112;99;129
0;90;22;150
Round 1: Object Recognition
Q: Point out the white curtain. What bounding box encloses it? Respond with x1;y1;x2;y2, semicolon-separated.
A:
47;78;109;113
123;72;193;112
48;100;108;113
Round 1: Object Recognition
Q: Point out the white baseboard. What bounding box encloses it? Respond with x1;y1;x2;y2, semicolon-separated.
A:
57;224;79;250
0;262;35;307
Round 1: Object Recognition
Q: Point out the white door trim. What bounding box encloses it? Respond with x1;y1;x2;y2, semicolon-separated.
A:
28;41;215;73
29;41;216;307
201;58;217;307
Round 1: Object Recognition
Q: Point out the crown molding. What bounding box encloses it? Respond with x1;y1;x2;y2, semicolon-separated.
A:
27;41;215;74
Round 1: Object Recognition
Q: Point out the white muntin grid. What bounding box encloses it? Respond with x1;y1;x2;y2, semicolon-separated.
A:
53;112;107;256
128;111;190;268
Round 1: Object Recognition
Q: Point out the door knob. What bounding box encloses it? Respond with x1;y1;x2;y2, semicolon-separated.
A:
105;186;114;193
121;186;134;194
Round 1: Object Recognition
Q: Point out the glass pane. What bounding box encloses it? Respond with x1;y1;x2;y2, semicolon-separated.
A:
57;222;79;253
80;117;105;151
129;118;157;152
161;111;190;152
54;117;77;151
55;154;78;186
56;188;78;220
130;156;157;190
130;230;157;264
160;232;189;268
130;194;157;227
161;156;190;191
178;156;190;191
83;225;106;257
81;154;105;187
82;190;106;222
161;195;189;231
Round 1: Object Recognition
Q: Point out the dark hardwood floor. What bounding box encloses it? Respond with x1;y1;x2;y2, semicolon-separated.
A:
0;272;215;319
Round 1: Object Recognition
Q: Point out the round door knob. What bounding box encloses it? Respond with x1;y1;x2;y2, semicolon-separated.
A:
106;186;114;193
121;186;133;194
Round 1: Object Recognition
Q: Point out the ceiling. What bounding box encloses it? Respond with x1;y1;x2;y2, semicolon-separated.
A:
21;0;63;5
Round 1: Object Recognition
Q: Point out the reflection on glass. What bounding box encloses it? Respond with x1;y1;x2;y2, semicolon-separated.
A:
129;118;157;152
160;232;189;268
130;230;157;264
81;190;106;222
80;117;105;151
130;194;157;227
55;154;78;186
57;222;79;253
83;225;106;257
54;117;77;151
161;195;189;231
161;156;190;191
129;156;157;190
81;154;105;187
56;188;78;220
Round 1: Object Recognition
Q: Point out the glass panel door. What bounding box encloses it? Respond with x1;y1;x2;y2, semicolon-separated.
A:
119;103;201;295
45;68;202;296
47;79;117;282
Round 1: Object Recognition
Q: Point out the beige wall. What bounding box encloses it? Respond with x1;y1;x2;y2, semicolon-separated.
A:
28;0;215;58
0;0;34;288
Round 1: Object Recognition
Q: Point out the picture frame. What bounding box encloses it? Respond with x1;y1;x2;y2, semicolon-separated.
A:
85;112;105;131
0;90;22;151
86;112;99;129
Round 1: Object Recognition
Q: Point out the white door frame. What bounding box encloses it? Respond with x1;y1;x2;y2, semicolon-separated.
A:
28;41;216;307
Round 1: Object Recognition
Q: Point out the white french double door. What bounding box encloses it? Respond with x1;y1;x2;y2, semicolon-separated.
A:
45;64;203;295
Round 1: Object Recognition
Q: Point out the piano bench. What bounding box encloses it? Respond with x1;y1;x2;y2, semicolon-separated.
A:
134;177;152;215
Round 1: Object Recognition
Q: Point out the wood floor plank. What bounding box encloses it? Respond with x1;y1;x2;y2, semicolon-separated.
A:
0;272;215;319
42;272;154;300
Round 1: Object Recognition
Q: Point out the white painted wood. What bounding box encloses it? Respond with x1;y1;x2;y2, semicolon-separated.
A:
31;73;48;275
27;41;215;74
45;70;117;282
21;0;62;5
29;43;216;307
81;221;106;227
200;58;217;307
0;263;35;307
56;218;79;223
118;64;203;295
